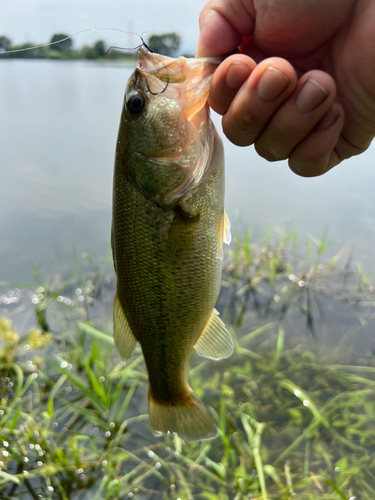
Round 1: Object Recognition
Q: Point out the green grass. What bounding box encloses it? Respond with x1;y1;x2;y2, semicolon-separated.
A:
0;228;374;499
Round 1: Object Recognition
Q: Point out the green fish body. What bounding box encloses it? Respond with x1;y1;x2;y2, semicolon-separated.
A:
112;47;232;441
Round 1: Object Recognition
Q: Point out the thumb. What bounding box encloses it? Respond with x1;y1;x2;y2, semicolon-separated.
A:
196;0;255;57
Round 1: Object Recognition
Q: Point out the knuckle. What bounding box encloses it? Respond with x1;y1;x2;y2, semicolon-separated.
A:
255;141;288;161
289;153;327;177
222;111;258;147
231;105;256;130
254;116;308;161
271;118;301;142
223;125;253;147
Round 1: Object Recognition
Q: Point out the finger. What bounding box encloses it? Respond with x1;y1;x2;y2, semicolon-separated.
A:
221;58;298;146
254;70;337;161
196;0;255;57
208;54;256;115
288;103;345;176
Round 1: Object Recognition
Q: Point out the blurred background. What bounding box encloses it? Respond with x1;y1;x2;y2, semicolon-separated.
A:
1;0;375;285
1;0;375;284
1;3;375;499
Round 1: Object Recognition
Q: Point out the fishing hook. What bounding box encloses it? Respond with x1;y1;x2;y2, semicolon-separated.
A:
145;79;169;96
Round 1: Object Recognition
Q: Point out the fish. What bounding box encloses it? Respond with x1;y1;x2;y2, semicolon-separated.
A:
111;45;233;441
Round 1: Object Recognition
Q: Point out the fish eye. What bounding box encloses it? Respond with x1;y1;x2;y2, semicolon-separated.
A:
126;93;146;115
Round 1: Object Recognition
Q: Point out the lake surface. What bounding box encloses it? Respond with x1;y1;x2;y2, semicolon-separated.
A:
1;59;375;283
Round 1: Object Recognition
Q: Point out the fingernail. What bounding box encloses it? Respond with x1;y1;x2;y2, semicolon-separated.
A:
315;105;340;131
256;67;290;101
296;79;328;113
225;62;252;90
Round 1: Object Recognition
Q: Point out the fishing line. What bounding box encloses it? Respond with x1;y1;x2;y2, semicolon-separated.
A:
0;28;148;55
106;33;152;54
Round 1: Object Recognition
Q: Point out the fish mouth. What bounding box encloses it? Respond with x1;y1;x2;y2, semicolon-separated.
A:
138;45;222;82
136;46;221;119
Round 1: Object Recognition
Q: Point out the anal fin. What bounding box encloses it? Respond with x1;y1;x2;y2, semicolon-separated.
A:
194;309;233;360
113;292;137;359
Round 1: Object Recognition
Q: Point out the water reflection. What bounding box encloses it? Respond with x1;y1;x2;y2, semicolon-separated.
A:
1;60;375;283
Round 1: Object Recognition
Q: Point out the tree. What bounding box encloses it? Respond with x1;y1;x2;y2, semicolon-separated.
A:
94;40;106;58
50;33;72;52
148;33;181;57
0;35;11;53
8;43;43;58
81;45;97;60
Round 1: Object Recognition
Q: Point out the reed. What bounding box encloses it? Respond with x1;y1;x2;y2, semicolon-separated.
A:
0;227;374;499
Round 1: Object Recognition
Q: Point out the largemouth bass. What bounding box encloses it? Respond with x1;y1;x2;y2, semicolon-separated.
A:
112;46;233;441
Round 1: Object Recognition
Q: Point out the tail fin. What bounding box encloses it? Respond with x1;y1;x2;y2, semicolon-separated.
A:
148;389;218;441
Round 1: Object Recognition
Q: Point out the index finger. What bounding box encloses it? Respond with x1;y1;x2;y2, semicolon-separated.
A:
196;0;255;57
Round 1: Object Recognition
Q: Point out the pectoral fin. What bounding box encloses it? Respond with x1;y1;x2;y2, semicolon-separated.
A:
194;309;233;360
218;210;231;260
113;292;137;359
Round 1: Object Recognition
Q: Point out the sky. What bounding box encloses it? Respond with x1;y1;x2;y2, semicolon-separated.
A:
0;0;206;54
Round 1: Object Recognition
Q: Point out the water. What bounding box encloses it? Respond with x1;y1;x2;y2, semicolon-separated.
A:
1;59;375;284
1;59;374;500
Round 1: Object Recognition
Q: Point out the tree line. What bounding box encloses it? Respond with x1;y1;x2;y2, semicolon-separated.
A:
0;32;182;60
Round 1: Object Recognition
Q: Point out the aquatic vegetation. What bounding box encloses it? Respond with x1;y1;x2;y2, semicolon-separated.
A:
0;228;374;499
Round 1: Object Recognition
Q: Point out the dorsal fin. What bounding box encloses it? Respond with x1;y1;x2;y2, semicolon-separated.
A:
194;309;233;360
113;292;137;359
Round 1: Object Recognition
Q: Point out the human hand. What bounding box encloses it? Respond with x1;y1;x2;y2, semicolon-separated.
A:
196;0;375;176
